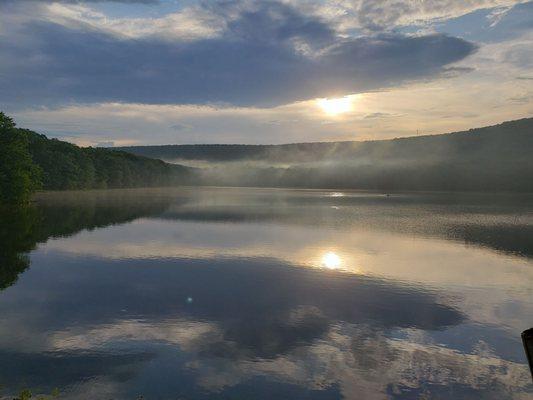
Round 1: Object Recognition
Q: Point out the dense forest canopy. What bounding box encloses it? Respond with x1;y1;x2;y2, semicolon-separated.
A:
121;118;533;192
0;113;42;204
25;130;193;191
0;113;194;205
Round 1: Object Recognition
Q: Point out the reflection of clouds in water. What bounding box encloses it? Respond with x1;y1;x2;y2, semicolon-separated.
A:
2;188;531;399
50;318;219;353
0;254;469;397
42;318;532;399
191;325;532;399
41;218;533;332
42;218;531;289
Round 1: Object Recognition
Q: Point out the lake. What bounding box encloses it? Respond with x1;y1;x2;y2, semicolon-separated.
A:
0;187;532;399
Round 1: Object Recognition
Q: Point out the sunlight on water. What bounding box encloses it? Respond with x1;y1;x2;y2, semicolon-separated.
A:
0;187;531;399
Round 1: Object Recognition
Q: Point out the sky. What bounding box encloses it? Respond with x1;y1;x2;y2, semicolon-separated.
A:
0;0;532;146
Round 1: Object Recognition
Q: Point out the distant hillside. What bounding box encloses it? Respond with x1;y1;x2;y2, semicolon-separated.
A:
121;118;533;164
120;118;533;192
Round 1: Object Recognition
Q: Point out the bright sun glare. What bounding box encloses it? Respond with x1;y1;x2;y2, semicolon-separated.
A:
317;97;353;116
321;252;341;269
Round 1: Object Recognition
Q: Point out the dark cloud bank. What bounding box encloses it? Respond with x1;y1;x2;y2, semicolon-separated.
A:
0;1;477;109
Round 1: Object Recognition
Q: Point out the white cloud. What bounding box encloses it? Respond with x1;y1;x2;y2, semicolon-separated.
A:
42;2;224;40
287;0;530;32
31;1;532;38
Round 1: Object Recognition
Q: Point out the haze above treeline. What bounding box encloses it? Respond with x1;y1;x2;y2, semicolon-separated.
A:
1;112;532;205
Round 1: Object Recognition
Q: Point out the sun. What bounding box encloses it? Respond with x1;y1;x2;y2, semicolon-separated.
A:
317;96;353;116
321;251;342;269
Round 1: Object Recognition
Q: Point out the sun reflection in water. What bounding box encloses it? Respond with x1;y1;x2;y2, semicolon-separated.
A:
321;251;342;269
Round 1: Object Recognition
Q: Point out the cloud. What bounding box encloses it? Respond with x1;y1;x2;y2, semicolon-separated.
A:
364;112;395;119
35;2;225;40
290;0;530;33
504;38;533;68
462;1;533;43
0;1;476;109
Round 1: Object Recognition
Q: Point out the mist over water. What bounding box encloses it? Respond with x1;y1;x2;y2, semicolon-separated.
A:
0;187;532;399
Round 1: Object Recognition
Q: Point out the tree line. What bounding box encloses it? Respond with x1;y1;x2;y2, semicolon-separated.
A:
0;112;194;205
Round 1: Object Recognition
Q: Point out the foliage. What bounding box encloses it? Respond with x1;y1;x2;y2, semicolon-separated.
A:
16;389;32;400
12;388;59;400
0;113;42;205
0;112;15;130
0;112;194;203
23;130;193;191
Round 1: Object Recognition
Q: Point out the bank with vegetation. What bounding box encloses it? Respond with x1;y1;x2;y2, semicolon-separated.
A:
0;112;193;205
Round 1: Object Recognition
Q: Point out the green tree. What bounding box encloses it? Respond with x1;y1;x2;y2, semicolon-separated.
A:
0;112;15;130
0;113;41;205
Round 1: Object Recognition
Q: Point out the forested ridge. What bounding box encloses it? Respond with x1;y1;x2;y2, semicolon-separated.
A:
121;118;533;193
121;118;533;164
0;113;194;205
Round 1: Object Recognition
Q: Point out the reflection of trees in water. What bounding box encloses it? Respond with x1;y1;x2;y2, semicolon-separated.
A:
450;223;533;258
0;190;173;290
0;350;154;395
0;207;39;289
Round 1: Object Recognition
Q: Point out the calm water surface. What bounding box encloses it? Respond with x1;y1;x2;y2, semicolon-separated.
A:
0;187;532;399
